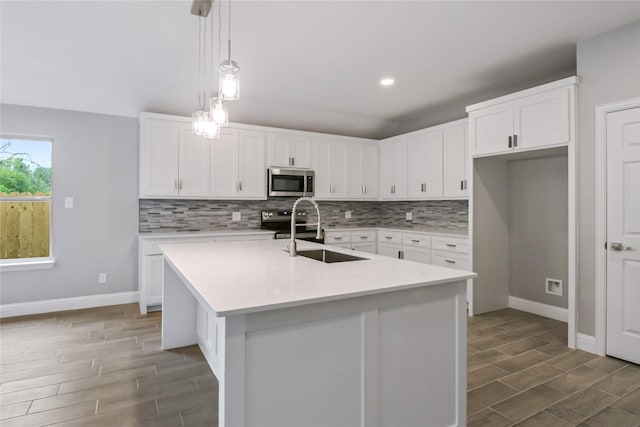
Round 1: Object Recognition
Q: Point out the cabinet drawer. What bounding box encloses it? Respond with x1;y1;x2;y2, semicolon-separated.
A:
431;250;470;271
145;236;216;255
378;230;402;244
351;230;376;242
402;232;431;249
331;242;352;249
431;236;469;254
351;242;377;254
402;247;431;264
325;232;351;244
378;242;402;259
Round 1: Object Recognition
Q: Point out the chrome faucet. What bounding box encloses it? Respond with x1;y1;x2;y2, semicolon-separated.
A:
290;196;321;256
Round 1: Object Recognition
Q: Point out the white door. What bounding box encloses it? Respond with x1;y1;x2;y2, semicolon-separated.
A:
179;125;211;197
238;131;266;198
606;106;640;364
407;134;428;198
266;133;291;167
443;125;468;198
348;141;365;199
379;140;395;199
469;102;513;156
402;247;431;264
514;86;571;150
312;138;332;198
211;129;239;197
291;136;312;168
140;119;180;197
361;142;379;199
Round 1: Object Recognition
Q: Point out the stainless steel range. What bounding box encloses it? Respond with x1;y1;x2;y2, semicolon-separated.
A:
260;209;324;243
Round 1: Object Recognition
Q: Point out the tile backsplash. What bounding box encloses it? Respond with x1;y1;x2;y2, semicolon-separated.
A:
139;198;468;233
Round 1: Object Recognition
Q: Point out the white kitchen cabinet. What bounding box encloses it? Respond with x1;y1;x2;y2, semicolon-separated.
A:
467;78;576;157
378;242;402;259
138;231;275;314
324;230;378;254
140;117;210;198
351;242;377;254
379;138;407;199
443;124;468;198
348;140;379;199
431;250;470;271
266;133;312;168
407;131;443;199
313;137;349;199
211;128;266;199
402;247;431;264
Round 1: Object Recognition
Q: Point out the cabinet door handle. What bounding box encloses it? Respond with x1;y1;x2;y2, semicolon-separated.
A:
446;243;457;247
464;180;467;190
460;180;464;190
238;182;242;191
174;179;178;190
364;185;367;194
508;135;513;148
179;179;183;190
291;157;295;166
362;185;365;194
399;251;403;259
445;259;456;264
513;134;518;147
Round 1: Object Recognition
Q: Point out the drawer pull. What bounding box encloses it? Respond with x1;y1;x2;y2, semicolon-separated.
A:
445;243;457;247
334;237;343;240
411;239;420;243
445;259;456;264
385;236;393;240
359;236;368;239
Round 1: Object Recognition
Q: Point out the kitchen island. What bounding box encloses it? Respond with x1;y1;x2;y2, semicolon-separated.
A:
160;239;476;427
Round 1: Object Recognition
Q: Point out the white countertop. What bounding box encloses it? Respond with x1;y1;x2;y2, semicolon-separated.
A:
138;230;275;240
324;226;468;237
160;239;476;317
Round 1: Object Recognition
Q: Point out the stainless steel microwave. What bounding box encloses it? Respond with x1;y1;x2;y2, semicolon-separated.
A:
268;168;314;197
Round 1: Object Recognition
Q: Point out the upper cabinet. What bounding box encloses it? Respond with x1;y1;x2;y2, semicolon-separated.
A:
140;116;210;198
266;133;312;168
382;120;468;201
349;140;379;200
313;137;350;199
407;131;443;199
379;138;408;199
139;113;266;200
467;77;576;157
443;124;468;198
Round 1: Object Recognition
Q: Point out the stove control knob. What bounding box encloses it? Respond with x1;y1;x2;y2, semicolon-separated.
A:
268;212;273;217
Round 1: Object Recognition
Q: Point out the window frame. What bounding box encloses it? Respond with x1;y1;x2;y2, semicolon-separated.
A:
0;134;54;270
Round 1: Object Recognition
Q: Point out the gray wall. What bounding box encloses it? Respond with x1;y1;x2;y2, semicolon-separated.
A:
139;199;468;233
576;21;640;335
508;155;568;308
0;105;139;305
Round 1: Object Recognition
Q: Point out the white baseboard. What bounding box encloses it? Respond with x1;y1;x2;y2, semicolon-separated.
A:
0;291;139;318
508;296;568;323
576;333;598;355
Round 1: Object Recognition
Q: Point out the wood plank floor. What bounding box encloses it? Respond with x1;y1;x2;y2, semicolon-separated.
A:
1;304;638;426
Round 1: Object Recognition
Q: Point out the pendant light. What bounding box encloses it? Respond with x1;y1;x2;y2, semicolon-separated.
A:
209;0;229;127
192;8;219;139
219;0;240;101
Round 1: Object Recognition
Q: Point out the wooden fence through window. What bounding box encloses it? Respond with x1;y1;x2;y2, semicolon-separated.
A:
0;192;50;259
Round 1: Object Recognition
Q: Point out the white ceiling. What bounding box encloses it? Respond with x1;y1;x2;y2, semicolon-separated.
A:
1;1;639;139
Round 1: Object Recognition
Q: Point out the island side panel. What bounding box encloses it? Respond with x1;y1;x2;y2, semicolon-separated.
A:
161;258;198;350
220;280;466;427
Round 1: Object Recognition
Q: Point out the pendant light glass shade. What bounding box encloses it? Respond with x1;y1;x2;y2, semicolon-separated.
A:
219;60;240;101
201;115;220;139
192;111;220;139
210;96;229;126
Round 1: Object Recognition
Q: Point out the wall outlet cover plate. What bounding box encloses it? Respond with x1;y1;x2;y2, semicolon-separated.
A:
406;212;413;221
232;212;241;221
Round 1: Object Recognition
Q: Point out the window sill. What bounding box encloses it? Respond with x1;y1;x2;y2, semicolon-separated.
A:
0;259;55;272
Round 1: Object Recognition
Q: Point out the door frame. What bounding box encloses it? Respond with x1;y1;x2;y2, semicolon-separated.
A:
594;97;640;356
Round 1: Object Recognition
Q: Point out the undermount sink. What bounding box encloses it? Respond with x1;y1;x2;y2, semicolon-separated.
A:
296;249;367;263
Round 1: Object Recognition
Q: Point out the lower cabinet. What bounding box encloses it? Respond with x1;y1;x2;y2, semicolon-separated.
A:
138;232;274;314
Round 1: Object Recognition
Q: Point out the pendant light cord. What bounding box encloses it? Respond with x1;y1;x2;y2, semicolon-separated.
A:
197;16;202;110
227;0;232;61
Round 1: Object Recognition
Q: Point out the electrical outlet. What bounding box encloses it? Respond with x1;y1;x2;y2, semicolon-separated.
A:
232;212;241;221
65;197;74;209
98;273;107;284
545;278;562;296
345;210;352;219
406;212;413;221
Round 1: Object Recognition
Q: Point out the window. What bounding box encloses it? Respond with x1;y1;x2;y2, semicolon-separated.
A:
0;136;52;262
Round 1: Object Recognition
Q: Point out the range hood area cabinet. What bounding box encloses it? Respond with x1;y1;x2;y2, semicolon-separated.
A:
139;113;267;200
467;77;576;157
379;119;469;201
266;132;312;168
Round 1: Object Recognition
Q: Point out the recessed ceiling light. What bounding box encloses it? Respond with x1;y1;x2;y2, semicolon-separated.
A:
380;78;395;86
